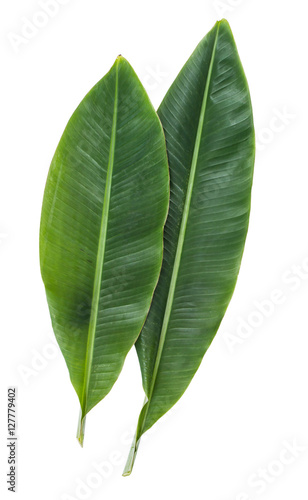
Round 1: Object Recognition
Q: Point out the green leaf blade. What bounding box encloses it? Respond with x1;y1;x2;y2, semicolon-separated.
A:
126;19;255;473
40;56;170;443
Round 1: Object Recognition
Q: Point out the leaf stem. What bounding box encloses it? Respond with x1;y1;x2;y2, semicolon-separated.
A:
122;396;147;476
122;430;139;476
77;410;86;447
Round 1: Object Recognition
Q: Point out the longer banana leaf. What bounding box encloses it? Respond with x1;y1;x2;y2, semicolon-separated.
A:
124;20;255;474
40;56;169;445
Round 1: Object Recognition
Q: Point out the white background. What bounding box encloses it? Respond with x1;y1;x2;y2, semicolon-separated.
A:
1;1;308;499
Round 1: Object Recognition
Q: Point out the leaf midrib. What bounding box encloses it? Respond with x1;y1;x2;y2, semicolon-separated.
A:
80;59;119;419
141;23;220;433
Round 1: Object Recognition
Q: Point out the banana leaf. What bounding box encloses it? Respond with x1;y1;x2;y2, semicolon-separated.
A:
39;56;169;445
124;19;255;475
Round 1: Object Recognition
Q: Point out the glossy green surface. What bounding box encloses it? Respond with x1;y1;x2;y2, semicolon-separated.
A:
124;20;255;474
40;56;169;444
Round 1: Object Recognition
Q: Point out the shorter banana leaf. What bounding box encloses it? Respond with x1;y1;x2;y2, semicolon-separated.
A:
40;56;170;445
